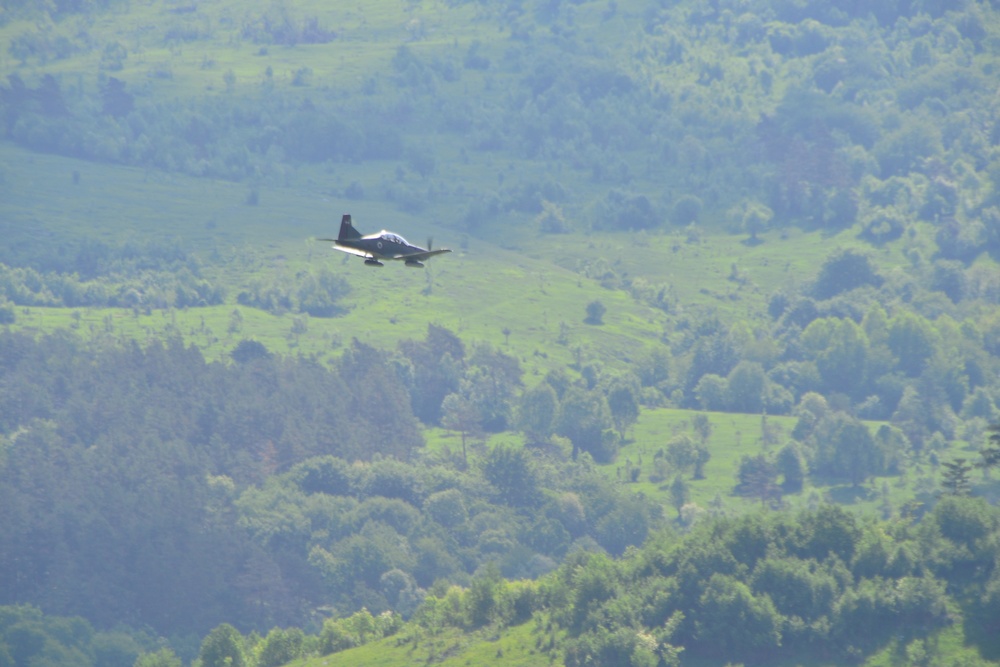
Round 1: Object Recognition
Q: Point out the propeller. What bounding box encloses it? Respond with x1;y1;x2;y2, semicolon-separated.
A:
427;237;433;251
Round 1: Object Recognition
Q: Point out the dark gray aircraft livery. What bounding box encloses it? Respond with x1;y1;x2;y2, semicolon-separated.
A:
319;214;451;267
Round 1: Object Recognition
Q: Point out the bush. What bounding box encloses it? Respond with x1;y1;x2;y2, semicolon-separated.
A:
319;609;402;655
812;249;882;299
585;300;606;325
257;628;305;667
671;195;702;225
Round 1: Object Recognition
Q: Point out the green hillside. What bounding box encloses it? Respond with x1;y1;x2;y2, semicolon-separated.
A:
293;619;989;667
2;0;1000;665
293;620;561;667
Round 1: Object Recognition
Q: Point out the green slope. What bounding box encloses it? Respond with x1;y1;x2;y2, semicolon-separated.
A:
1;140;945;375
290;621;559;667
309;621;992;667
3;140;992;517
0;142;664;374
3;1;1000;664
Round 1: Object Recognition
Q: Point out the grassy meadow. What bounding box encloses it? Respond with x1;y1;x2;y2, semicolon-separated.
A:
288;619;562;667
293;621;989;667
1;141;667;374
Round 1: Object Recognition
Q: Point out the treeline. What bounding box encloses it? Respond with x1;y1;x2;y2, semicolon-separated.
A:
0;237;224;310
0;329;661;645
10;498;996;667
235;269;350;318
0;604;159;667
1;328;998;664
0;259;350;316
2;0;997;248
0;233;352;316
0;262;223;310
547;498;1000;666
0;330;419;636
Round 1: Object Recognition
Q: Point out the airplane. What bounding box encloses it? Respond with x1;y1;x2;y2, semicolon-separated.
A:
318;214;451;267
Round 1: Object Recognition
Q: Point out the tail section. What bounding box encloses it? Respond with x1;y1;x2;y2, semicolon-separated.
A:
338;214;361;241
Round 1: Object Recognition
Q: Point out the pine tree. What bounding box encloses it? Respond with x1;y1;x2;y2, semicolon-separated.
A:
941;458;972;496
977;423;1000;475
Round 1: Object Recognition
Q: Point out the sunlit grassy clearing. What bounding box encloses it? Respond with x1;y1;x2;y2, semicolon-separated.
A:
425;405;990;525
1;143;671;377
618;407;998;519
291;619;555;667
0;0;495;92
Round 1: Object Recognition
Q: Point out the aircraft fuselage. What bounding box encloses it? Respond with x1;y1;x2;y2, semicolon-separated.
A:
321;214;451;267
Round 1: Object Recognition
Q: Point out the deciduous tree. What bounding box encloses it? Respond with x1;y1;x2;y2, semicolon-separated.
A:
199;624;246;667
607;380;639;440
481;444;540;508
441;392;479;466
556;387;614;461
695;573;782;657
516;382;558;444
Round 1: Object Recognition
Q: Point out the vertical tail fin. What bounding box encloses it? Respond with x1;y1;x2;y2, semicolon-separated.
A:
338;214;361;241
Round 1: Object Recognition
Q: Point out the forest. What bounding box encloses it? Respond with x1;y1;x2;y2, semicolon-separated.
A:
1;329;999;667
1;0;1000;665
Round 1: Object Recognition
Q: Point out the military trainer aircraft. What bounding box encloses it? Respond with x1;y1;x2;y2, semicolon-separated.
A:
319;214;452;267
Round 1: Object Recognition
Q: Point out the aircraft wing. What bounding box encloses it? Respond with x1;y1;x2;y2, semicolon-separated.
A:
397;248;452;261
329;244;375;259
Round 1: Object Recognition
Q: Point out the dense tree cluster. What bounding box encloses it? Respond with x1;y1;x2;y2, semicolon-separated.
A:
399;324;639;463
5;326;993;665
15;497;994;667
0;261;224;310
236;268;351;318
0;605;151;667
0;233;353;317
545;498;999;666
670;245;1000;449
0;331;418;635
0;237;225;310
0;329;661;648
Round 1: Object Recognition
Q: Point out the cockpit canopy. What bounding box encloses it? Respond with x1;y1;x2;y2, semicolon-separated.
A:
365;230;410;246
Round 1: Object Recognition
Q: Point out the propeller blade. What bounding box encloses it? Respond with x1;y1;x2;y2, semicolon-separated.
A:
427;237;433;251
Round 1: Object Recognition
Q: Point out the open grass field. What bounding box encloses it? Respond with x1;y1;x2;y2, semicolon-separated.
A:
291;605;991;667
0;142;667;370
620;408;939;517
0;1;489;92
290;619;561;667
0;140;943;373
